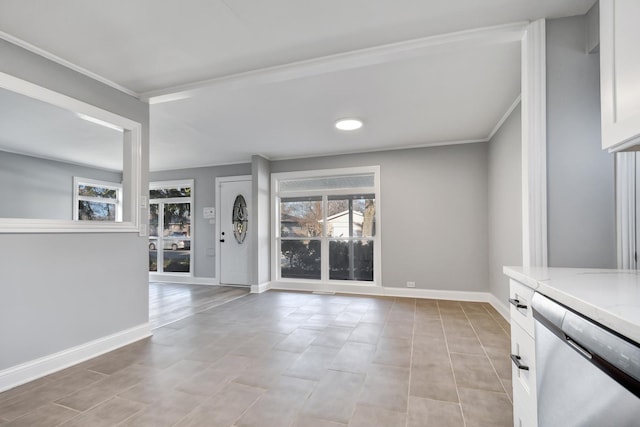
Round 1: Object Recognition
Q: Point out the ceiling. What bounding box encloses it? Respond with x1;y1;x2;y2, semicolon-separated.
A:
0;87;123;171
0;0;595;170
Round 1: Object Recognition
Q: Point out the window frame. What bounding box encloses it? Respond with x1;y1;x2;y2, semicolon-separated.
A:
271;166;381;286
0;72;143;234
73;177;123;222
148;179;194;277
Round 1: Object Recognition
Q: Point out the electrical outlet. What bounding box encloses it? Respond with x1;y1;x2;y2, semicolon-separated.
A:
406;281;416;288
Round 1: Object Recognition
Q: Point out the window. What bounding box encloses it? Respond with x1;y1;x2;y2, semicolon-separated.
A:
273;167;380;284
73;177;122;222
149;180;193;274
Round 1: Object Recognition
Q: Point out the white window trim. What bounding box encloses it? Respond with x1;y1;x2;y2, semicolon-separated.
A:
73;177;123;222
148;179;195;277
271;165;382;287
0;72;143;234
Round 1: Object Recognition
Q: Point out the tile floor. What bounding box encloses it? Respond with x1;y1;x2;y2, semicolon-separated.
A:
0;289;513;426
149;283;249;329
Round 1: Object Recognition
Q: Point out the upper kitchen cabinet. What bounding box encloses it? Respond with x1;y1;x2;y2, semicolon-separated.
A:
600;0;640;151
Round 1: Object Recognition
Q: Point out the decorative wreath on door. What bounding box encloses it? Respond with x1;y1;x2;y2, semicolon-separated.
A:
232;195;248;243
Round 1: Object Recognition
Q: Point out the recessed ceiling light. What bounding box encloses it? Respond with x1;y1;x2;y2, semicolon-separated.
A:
335;118;363;131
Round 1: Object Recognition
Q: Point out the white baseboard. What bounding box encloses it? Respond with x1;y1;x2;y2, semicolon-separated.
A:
0;323;151;393
270;281;492;302
488;293;510;322
251;282;271;294
149;274;216;285
265;282;512;321
382;287;491;302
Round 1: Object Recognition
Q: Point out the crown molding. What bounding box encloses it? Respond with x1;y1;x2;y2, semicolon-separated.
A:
0;21;527;105
0;30;139;98
143;21;528;104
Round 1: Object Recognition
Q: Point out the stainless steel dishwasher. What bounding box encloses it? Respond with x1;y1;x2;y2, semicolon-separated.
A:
532;292;640;426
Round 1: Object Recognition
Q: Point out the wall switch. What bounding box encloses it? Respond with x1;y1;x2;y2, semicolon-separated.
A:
203;207;215;219
406;281;416;288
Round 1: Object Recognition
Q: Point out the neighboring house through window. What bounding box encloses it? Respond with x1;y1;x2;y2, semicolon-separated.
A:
273;166;380;284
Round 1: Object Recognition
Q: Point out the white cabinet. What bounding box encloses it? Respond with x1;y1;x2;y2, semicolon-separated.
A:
600;0;640;151
509;279;538;427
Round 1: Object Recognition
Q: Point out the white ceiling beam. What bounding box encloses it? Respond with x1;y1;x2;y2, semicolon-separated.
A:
143;21;528;104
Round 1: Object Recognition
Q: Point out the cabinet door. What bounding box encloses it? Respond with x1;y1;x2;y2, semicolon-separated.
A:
511;321;538;427
600;0;640;151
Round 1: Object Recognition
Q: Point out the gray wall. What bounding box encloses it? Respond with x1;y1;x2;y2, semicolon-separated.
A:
547;16;616;268
150;163;251;278
0;39;149;370
271;143;489;292
488;104;522;304
0;150;121;220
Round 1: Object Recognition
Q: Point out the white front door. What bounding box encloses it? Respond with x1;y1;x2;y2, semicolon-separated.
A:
219;178;252;285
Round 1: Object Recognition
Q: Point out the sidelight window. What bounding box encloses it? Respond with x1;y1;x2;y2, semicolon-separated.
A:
149;180;193;275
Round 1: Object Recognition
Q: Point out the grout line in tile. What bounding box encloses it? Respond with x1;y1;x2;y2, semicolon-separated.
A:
460;304;513;405
51;401;82;413
405;298;417;427
152;292;251;330
481;304;510;336
438;300;468;427
115;403;148;427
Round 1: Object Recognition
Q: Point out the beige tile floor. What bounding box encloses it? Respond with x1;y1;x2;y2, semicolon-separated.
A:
149;283;250;329
0;289;513;426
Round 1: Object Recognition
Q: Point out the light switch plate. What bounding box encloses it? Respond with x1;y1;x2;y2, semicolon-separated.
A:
203;207;215;219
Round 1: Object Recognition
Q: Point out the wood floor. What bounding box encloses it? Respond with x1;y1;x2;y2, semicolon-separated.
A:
0;288;513;426
149;283;250;329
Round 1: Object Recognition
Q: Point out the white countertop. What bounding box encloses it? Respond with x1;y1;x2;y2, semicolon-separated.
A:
504;266;640;344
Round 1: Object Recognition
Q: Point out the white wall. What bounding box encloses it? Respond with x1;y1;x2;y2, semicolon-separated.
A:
546;16;616;268
0;39;149;373
271;143;489;292
0;150;122;220
150;163;251;278
251;155;271;287
488;104;522;305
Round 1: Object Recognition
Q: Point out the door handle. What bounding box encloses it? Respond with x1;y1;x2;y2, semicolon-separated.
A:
220;239;225;242
509;298;528;309
510;354;530;370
